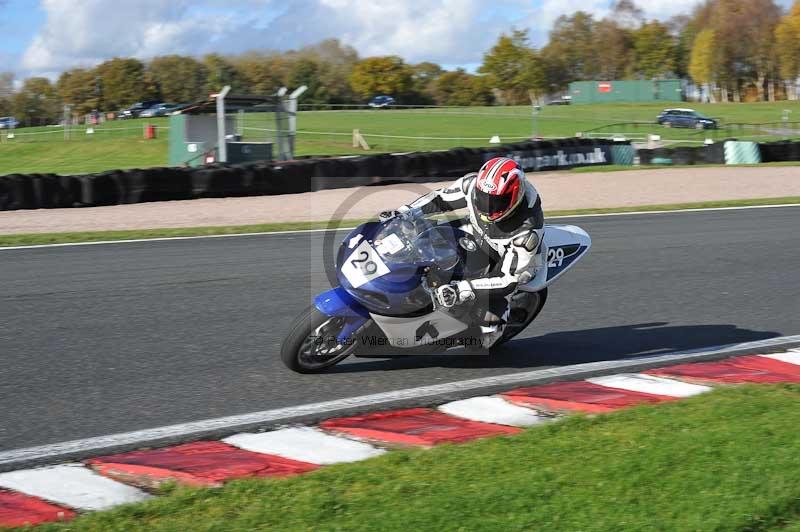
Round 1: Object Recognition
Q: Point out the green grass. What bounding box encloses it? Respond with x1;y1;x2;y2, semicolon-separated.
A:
2;102;800;176
3;197;799;247
568;161;800;173
33;385;800;531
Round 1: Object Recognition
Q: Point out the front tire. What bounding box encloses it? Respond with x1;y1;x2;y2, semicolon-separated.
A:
280;305;361;373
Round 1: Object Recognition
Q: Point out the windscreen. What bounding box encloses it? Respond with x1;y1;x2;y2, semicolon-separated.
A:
374;217;459;269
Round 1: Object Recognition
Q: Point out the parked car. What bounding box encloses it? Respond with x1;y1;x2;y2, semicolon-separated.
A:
119;100;163;119
657;108;717;129
368;95;395;108
139;103;184;118
0;116;19;129
547;95;572;105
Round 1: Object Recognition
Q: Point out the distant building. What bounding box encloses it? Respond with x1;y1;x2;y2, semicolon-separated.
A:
568;80;684;104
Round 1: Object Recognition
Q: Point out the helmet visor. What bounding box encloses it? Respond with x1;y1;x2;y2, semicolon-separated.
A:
474;187;512;220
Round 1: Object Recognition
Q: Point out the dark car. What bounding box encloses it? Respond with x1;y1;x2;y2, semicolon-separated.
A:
119;100;163;119
657;108;717;130
368;95;395;108
139;103;184;118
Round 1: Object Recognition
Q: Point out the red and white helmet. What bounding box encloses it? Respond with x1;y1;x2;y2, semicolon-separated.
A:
473;157;526;222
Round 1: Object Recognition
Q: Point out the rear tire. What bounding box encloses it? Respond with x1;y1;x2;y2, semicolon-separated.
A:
496;288;548;346
280;305;361;373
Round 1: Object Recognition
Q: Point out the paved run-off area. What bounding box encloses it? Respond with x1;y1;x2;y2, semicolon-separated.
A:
1;166;799;234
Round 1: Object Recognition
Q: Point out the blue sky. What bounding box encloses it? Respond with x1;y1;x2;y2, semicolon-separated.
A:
0;0;793;80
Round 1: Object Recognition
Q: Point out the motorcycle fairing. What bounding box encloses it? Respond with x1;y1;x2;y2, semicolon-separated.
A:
521;224;591;291
369;310;470;348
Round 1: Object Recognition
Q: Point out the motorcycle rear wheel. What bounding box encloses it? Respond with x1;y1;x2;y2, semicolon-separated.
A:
281;305;362;373
496;288;548;346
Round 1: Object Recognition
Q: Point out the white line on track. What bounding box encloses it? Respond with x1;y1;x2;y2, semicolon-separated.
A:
2;202;799;252
1;334;798;471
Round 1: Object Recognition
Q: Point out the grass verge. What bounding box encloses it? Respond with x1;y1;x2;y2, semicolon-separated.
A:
34;385;800;531
568;162;800;173
2;196;800;248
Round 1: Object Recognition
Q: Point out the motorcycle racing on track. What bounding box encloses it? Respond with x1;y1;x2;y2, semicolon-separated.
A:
281;158;591;373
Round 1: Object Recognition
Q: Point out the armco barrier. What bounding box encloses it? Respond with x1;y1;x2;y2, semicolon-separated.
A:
1;138;626;211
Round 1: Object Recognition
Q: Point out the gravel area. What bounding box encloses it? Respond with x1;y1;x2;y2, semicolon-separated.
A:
1;166;798;235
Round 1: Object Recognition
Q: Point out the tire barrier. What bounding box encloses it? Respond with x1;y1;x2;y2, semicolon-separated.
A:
638;144;727;166
758;140;800;163
0;138;644;212
484;139;617;172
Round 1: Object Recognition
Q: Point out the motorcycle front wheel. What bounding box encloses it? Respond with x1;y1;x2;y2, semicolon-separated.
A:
280;305;363;373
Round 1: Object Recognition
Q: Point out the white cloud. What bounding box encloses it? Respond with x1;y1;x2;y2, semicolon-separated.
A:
18;0;716;76
21;0;510;73
22;0;216;72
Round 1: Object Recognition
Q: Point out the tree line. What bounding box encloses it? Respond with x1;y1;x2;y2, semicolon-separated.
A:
2;0;800;126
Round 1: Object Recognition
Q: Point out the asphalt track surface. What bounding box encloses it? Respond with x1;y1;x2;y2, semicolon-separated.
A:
2;206;799;452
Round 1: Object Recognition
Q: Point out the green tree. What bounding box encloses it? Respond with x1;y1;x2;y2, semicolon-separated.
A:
689;29;716;101
95;57;149;110
480;30;546;104
432;70;494;106
594;19;634;80
12;77;60;126
0;72;13;116
411;62;444;104
148;55;208;103
349;56;413;101
542;12;598;82
294;39;358;104
633;21;677;78
287;58;325;103
204;54;247;94
57;68;100;116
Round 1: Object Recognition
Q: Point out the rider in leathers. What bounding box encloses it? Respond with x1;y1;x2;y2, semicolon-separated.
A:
383;157;546;348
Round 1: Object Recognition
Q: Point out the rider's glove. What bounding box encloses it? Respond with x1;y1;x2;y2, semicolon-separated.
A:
378;205;413;222
434;280;475;308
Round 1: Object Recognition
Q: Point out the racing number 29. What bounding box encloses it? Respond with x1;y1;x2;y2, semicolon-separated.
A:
547;247;565;268
350;250;378;275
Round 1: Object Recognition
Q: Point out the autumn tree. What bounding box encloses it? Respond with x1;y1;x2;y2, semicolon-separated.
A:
148;55;208;103
12;77;60;125
689;29;716;101
775;1;800;99
95;58;151;110
235;52;288;95
349;56;413;101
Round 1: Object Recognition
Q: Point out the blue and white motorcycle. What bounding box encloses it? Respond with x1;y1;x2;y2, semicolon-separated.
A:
281;212;591;373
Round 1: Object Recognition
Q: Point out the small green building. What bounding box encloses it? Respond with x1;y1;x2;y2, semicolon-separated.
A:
568;80;683;104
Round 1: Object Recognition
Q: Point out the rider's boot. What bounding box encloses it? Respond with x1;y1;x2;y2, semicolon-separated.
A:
479;323;505;349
